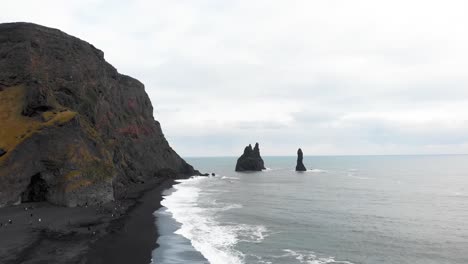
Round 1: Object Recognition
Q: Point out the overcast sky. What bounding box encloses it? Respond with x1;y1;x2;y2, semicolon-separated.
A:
3;0;468;156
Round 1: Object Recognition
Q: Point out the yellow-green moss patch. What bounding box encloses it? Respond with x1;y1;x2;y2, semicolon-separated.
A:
41;111;55;122
82;161;114;182
0;85;78;162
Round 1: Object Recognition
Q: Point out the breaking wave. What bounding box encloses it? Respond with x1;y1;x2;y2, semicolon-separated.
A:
161;176;268;264
281;249;355;264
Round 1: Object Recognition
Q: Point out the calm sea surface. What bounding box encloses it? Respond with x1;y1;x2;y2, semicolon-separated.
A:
152;155;468;264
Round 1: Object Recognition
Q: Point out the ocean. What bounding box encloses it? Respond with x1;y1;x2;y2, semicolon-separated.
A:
152;155;468;264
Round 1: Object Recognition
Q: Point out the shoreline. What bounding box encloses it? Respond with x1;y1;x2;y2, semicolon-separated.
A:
0;176;185;264
84;178;176;264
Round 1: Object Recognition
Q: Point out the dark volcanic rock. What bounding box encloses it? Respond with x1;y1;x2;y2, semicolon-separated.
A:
153;168;178;179
235;143;266;171
0;22;199;207
295;148;307;171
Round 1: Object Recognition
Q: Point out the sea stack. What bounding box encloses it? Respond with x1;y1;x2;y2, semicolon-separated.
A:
235;143;266;171
295;148;307;171
0;23;198;207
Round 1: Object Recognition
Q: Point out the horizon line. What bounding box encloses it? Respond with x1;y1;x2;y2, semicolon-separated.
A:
184;153;468;158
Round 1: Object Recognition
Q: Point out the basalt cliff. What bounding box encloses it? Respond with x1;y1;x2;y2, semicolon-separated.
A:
0;23;198;207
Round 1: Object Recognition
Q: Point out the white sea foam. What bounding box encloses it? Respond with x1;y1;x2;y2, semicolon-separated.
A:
263;167;281;172
282;249;354;264
161;176;267;264
220;204;243;211
221;176;240;180
307;169;328;173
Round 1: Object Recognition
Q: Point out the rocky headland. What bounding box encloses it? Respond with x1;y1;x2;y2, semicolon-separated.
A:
295;148;307;171
235;143;266;171
0;22;198;208
0;22;200;263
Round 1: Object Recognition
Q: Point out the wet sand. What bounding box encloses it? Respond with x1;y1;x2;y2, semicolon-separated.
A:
84;179;176;264
0;177;176;264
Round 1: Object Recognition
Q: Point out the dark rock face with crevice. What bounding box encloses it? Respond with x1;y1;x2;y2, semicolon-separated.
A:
0;22;198;207
21;173;48;202
235;143;266;171
295;148;307;171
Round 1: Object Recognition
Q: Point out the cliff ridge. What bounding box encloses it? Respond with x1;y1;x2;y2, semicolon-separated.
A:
0;22;198;207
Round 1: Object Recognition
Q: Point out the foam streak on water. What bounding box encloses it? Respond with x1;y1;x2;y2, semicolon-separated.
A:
161;176;266;264
281;250;354;264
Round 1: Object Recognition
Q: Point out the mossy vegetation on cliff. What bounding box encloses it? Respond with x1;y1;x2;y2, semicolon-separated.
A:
63;162;114;193
61;144;115;192
82;161;114;182
0;23;197;207
0;85;77;162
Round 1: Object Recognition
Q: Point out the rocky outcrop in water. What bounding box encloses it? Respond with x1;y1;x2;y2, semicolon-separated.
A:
0;22;198;207
296;148;307;171
235;143;266;171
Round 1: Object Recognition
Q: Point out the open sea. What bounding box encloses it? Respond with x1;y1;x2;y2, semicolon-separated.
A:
152;155;468;264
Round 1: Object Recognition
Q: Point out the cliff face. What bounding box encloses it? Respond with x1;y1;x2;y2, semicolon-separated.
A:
0;23;197;207
235;143;266;171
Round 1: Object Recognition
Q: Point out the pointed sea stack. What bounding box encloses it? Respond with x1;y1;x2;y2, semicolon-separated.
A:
235;143;266;171
295;148;307;171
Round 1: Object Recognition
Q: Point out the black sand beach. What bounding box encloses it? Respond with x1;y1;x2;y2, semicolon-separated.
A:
85;179;176;264
0;178;177;264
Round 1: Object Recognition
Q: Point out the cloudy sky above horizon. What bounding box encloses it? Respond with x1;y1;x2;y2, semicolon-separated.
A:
3;0;468;156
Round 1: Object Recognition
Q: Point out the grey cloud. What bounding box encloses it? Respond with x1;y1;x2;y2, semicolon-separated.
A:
3;0;468;156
